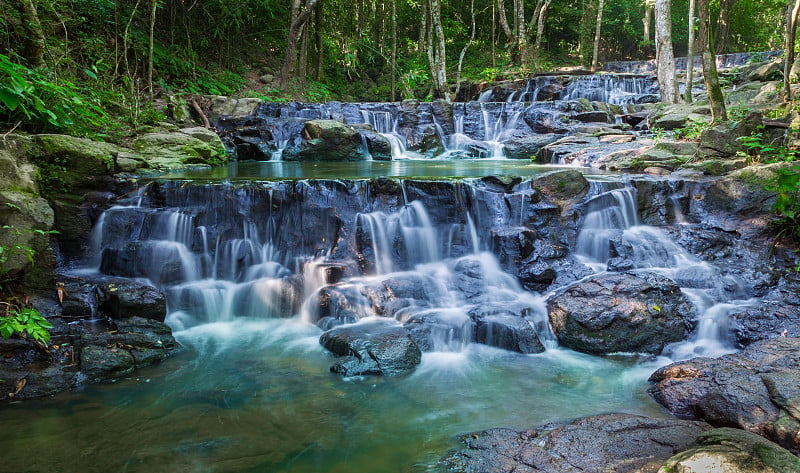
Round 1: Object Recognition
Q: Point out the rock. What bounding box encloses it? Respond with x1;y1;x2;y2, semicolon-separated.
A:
319;319;422;376
206;96;262;119
403;309;473;352
36;134;118;177
740;60;783;82
474;315;545;354
547;272;695;354
132;130;227;170
698;110;763;158
659;428;800;473
0;135;38;193
503;134;563;160
650;104;711;130
523;106;570;134
649;337;800;453
296;119;363;161
358;129;392;161
80;345;135;382
0;190;56;290
729;282;800;346
531;169;590;203
259;74;274;84
97;279;167;322
573;110;611;123
441;413;710;473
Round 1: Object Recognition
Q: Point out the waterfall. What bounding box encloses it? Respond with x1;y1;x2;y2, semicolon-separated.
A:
561;75;658;104
360;110;415;160
574;180;749;360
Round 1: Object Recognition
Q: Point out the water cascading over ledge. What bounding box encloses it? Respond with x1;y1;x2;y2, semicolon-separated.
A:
84;173;761;376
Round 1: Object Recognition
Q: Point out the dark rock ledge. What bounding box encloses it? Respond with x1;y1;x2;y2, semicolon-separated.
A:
0;274;178;401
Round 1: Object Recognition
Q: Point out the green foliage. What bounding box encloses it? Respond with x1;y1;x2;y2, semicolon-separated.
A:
673;120;710;140
0;54;110;136
767;164;800;245
0;305;53;345
737;128;800;164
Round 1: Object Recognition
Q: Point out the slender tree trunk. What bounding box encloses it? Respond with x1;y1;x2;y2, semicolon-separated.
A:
643;1;653;44
455;0;476;99
18;0;47;67
513;0;530;66
277;0;320;90
492;0;496;69
591;0;605;71
654;0;679;103
532;0;553;62
391;0;397;100
315;2;324;81
579;0;597;66
497;0;519;64
714;0;738;54
698;0;727;122
148;0;158;100
298;23;309;85
427;0;449;100
784;0;800;100
685;0;696;103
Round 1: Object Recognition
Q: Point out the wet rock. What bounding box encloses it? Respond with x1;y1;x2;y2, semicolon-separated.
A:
100;241;194;285
80;345;135;382
441;413;710;473
358;129;392;161
547;272;695;354
659;427;800;473
474;315;545;354
297;119;363;161
649;337;800;453
319;319;422;376
132;130;227;170
523;106;570;134
698;110;762;158
730;282;800;346
573;110;611;123
403;309;473;352
97;279;167;321
518;255;594;293
531;169;590;204
503;134;563;160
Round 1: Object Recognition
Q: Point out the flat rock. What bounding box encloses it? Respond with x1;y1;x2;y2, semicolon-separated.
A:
441;413;710;473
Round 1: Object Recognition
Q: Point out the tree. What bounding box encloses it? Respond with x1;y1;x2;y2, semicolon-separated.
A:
654;0;678;103
643;0;653;44
16;0;47;67
714;0;739;53
277;0;320;90
591;0;605;71
784;0;800;100
697;0;727;122
685;0;696;103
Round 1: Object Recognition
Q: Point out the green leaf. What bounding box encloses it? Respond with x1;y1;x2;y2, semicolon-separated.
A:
0;87;21;111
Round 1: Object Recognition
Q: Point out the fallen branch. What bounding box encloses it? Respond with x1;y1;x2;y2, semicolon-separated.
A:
189;97;211;129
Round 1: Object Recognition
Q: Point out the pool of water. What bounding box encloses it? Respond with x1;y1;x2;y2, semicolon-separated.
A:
154;160;612;180
0;318;669;473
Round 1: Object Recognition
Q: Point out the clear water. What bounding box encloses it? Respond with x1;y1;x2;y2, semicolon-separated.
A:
0;318;668;473
157;160;609;180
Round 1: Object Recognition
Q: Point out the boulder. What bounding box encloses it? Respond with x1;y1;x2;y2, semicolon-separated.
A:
206;96;262;119
296;119;364;161
132;130;227;170
531;169;590;204
729;283;800;346
97;278;167;322
649;337;800;453
0;190;56;290
547;272;695;354
358;129;393;161
698;110;763;158
503;134;563;160
319;319;422;376
0;135;38;193
659;428;800;473
474;315;545;354
573;110;611;123
441;413;710;473
79;345;136;382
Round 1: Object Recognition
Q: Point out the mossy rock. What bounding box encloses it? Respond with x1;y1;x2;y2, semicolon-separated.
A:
0;135;39;193
0;190;56;289
682;157;748;175
604;147;691;171
132;130;227;170
658;428;800;473
655;140;698;156
531;169;589;202
36;134;118;176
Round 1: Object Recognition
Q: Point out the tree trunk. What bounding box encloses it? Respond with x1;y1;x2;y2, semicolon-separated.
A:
643;1;653;44
513;0;531;66
497;0;520;64
277;0;320;90
654;0;679;103
532;0;553;62
685;0;696;103
579;0;597;66
698;0;727;122
455;0;476;99
427;0;449;100
391;0;396;100
148;0;158;100
591;0;605;71
714;0;738;54
17;0;47;67
784;0;800;100
315;2;324;81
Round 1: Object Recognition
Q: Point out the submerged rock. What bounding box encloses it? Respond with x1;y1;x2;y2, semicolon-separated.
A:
547;272;695;354
649;337;800;454
319;319;422;376
441;413;710;473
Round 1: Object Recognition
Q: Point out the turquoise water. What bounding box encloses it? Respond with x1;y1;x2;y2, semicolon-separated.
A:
0;318;669;473
157;160;611;180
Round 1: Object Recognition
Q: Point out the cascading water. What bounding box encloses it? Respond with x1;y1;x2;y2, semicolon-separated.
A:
560;74;658;104
574;179;751;360
360;109;416;160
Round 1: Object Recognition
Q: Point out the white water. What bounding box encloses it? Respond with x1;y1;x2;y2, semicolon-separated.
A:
574;180;748;360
